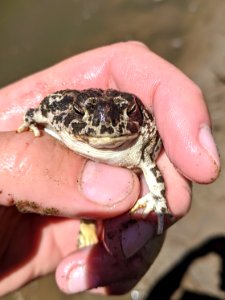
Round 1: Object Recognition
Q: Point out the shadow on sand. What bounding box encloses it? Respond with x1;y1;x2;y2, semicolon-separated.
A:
146;236;225;300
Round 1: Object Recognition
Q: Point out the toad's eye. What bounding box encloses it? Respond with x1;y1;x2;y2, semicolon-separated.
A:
127;103;137;115
73;103;85;116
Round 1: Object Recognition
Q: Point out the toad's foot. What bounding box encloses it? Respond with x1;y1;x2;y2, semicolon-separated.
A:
130;192;171;235
17;122;41;137
78;220;98;248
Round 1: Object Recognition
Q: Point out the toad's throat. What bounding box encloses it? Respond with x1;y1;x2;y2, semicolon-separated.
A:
76;133;139;149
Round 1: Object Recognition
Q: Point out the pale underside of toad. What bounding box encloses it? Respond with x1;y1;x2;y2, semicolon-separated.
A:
17;88;171;248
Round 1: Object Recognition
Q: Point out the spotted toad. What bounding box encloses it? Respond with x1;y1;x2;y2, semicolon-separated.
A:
17;88;171;247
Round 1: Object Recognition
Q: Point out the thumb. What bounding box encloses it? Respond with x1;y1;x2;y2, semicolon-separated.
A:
0;131;139;218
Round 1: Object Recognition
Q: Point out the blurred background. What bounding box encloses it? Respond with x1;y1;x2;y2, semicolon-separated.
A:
1;0;225;299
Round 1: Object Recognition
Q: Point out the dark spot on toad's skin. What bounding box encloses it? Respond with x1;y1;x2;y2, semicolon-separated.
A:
126;122;139;134
42;95;73;113
0;190;2;194
157;175;164;183
40;105;48;117
51;97;73;113
53;113;67;125
145;108;154;122
71;121;87;134
106;89;119;98
26;108;35;119
100;125;114;134
86;127;96;136
64;113;76;127
118;123;125;133
150;166;158;177
161;189;166;197
58;95;73;109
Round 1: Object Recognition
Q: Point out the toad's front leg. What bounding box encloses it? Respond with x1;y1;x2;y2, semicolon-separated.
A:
17;108;42;136
130;158;171;235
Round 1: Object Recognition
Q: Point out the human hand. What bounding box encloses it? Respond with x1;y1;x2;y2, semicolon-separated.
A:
0;42;220;296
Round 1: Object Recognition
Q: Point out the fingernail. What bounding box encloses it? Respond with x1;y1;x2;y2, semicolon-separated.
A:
199;125;220;168
122;220;155;258
67;264;101;293
67;265;87;293
80;161;135;206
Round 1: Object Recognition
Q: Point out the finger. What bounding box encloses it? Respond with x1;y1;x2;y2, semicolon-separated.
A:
154;85;220;184
55;234;164;294
105;42;220;183
0;131;139;218
158;151;191;217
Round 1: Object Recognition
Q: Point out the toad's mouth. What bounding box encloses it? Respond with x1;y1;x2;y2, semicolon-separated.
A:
77;134;139;149
44;127;138;149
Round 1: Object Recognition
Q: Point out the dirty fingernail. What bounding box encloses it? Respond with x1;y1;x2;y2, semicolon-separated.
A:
199;125;220;168
122;220;155;258
80;161;135;205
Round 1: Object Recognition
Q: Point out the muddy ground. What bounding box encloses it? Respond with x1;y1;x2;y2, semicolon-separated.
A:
1;0;225;299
